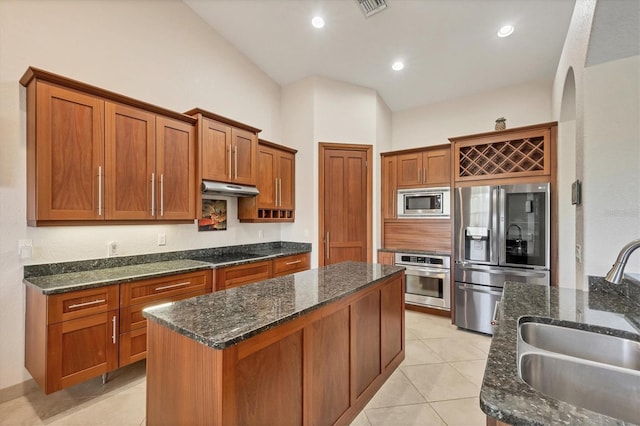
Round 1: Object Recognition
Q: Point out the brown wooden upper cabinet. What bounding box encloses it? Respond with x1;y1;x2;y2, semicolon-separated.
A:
449;122;556;183
21;67;197;225
186;108;260;187
238;140;297;222
396;147;450;188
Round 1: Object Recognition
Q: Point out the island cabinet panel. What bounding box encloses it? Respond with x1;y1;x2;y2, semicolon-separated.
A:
232;331;303;426
381;276;403;368
145;271;405;426
352;291;381;398
307;307;351;425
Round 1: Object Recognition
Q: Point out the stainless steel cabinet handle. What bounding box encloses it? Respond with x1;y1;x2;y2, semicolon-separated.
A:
151;172;155;217
155;281;190;291
160;174;164;217
326;232;330;260
417;167;421;183
68;299;106;309
423;167;426;183
278;178;282;206
227;145;232;179
285;260;302;265
111;315;117;344
97;166;102;216
234;146;238;179
490;301;501;326
274;178;279;206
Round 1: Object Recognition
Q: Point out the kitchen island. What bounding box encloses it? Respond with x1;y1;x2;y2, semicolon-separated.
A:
143;261;405;426
481;278;640;425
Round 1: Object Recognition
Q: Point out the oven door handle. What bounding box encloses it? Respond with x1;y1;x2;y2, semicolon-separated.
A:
403;267;449;277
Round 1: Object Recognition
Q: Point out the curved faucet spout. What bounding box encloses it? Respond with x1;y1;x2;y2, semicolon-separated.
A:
605;238;640;284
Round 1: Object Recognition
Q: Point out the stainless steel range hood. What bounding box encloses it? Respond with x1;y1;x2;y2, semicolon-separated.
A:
202;180;259;198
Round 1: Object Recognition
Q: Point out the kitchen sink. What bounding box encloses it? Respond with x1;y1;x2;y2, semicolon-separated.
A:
517;318;640;424
519;353;640;424
519;321;640;370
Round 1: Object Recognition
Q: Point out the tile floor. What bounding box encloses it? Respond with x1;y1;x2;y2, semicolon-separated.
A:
0;310;491;426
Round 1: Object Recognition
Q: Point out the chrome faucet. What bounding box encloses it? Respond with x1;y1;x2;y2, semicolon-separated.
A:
605;238;640;284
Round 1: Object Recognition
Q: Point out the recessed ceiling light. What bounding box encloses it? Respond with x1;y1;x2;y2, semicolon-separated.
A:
497;25;514;38
312;16;325;29
392;61;404;71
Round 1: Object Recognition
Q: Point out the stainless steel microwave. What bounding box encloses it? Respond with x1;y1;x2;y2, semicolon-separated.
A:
397;187;450;218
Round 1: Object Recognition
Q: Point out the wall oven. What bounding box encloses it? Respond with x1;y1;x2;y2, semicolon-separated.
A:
397;187;450;218
395;253;450;310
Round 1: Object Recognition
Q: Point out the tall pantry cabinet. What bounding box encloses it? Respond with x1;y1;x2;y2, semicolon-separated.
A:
21;67;196;225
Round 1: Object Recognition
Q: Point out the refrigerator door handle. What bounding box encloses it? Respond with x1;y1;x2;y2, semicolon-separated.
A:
497;187;506;265
457;263;548;278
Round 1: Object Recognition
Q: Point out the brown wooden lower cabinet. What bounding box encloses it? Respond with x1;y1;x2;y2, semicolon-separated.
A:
146;272;405;426
486;416;510;426
217;260;272;290
377;251;395;265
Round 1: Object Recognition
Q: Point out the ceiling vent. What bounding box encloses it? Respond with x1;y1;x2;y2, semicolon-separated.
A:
356;0;388;18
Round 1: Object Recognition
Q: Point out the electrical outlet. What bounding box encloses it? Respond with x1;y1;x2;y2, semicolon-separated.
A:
107;241;118;257
258;229;264;239
575;244;582;263
157;233;166;246
18;239;33;259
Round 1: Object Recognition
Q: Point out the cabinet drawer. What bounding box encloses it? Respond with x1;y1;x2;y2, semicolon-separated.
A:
217;260;272;290
120;289;210;333
273;253;310;277
47;285;119;324
120;270;211;307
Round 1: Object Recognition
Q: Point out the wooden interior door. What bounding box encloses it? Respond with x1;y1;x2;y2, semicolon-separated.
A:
319;143;372;266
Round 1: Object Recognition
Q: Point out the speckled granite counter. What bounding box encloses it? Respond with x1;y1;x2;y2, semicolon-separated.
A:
480;278;640;425
23;241;311;295
143;261;405;349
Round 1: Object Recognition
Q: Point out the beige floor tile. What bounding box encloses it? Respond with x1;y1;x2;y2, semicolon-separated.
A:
421;338;487;362
449;360;487;387
402;364;479;402
402;340;444;366
430;397;486;426
365;370;425;409
405;328;421;341
47;384;145;426
364;403;446;426
455;330;493;354
0;396;45;426
350;409;372;426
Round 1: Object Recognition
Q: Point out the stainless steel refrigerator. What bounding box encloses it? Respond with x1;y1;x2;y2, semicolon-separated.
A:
454;183;550;334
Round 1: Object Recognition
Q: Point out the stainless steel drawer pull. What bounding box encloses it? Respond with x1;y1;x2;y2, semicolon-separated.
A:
68;299;106;309
285;260;302;265
151;172;156;217
155;281;190;291
111;315;117;344
160;174;164;217
97;166;102;216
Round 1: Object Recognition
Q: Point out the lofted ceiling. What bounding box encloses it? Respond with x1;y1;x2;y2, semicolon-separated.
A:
185;0;576;112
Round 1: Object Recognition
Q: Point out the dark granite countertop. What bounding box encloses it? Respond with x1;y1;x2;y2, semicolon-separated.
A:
143;262;405;350
23;242;311;295
378;248;451;257
480;278;640;425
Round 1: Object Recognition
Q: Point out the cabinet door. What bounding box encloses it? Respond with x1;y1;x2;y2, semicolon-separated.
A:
424;148;450;186
381;155;397;219
105;103;156;220
201;118;231;182
231;128;257;185
277;150;295;210
156;117;196;219
396;152;423;188
377;251;395;265
257;146;277;209
35;82;104;221
47;310;119;393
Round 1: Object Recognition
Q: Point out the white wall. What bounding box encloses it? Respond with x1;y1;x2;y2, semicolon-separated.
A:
583;55;640;277
392;80;552;150
281;77;392;268
0;0;283;389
